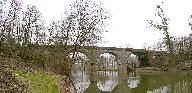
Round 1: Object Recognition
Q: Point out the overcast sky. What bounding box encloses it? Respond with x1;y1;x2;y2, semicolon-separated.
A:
23;0;192;49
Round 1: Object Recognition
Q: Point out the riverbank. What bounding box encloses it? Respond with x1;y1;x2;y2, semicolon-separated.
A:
13;70;59;93
0;66;71;93
15;69;73;93
135;67;162;73
134;66;192;73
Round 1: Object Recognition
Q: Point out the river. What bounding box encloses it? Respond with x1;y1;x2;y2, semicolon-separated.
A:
72;69;192;93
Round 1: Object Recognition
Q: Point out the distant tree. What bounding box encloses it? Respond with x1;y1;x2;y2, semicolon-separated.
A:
188;15;192;30
127;55;139;68
147;2;173;55
0;0;6;43
170;16;192;63
187;15;192;60
0;0;6;25
147;2;174;66
0;0;23;64
0;0;22;43
137;51;150;67
20;5;45;45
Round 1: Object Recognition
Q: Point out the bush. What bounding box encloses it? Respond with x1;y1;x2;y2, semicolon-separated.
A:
30;49;50;69
0;65;30;93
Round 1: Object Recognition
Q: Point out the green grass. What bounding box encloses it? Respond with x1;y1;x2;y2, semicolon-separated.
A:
13;70;59;93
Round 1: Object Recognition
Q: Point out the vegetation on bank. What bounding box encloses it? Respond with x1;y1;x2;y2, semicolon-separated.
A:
137;2;192;69
0;0;109;92
13;70;59;93
0;66;30;93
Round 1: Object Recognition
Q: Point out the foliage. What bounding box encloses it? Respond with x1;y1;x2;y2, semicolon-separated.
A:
135;51;150;67
172;34;192;63
149;29;192;67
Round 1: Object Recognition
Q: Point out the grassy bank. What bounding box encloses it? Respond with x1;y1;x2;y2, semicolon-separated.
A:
13;70;59;93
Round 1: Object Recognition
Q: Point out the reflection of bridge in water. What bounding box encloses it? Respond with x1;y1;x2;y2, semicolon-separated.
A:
73;70;192;93
84;71;131;93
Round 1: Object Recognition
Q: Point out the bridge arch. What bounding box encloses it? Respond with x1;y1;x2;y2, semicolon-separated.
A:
99;52;119;61
127;53;140;68
98;52;119;71
68;51;89;61
67;48;96;63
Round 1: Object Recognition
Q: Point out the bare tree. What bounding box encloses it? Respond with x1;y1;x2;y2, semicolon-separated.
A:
147;2;173;55
49;0;109;51
20;5;45;45
147;2;174;66
48;0;110;92
0;0;22;43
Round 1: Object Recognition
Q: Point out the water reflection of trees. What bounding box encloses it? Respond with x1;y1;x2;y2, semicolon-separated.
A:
97;71;118;92
127;72;141;89
174;80;192;93
73;70;90;93
147;85;169;93
71;52;119;93
146;80;192;93
71;52;90;93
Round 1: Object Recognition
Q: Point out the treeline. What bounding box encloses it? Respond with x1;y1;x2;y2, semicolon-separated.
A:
154;33;192;68
147;2;192;69
0;0;109;92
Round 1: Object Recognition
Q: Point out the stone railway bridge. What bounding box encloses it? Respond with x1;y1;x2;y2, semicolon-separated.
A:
42;45;166;69
69;46;166;68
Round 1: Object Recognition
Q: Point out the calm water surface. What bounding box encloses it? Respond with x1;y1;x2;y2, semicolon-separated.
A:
73;70;192;93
